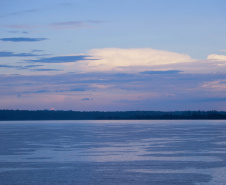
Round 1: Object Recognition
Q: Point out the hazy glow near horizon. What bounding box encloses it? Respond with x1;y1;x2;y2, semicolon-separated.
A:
0;0;226;111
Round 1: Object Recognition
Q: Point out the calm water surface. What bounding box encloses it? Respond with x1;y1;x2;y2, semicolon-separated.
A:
0;120;226;185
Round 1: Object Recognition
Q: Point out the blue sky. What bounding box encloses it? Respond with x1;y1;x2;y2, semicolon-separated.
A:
0;0;226;111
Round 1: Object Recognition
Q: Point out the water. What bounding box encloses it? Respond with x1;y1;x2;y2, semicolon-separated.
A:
0;120;226;185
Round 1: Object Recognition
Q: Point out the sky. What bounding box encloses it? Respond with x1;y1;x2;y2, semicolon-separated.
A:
0;0;226;111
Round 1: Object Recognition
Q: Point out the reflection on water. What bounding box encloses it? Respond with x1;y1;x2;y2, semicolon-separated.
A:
0;120;226;185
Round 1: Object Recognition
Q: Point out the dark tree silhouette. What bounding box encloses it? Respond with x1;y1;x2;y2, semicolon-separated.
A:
0;110;226;120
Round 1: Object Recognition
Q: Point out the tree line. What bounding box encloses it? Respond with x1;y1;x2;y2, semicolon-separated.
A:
0;109;226;120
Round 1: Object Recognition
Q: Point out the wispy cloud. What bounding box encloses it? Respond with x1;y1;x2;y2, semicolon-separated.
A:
8;31;29;34
49;20;103;30
2;24;36;29
0;64;16;68
202;80;226;91
0;70;226;110
0;51;38;57
0;9;38;18
81;98;93;101
195;97;226;102
140;70;183;75
0;64;38;70
0;37;47;42
2;21;103;31
0;63;59;72
32;69;62;72
31;50;44;53
24;65;44;68
56;2;75;7
1;47;226;111
27;55;96;63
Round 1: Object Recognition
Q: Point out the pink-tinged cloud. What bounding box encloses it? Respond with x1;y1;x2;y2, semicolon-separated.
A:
1;47;226;111
202;80;226;91
0;70;226;111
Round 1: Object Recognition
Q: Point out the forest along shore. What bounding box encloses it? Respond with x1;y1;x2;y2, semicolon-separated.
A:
1;110;226;120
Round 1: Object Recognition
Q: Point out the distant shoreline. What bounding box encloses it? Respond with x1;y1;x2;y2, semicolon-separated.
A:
1;110;226;120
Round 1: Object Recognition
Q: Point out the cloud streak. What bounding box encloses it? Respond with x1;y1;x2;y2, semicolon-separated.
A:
2;24;36;29
8;30;29;34
27;55;96;63
0;64;15;68
1;47;226;111
0;69;226;111
0;37;47;42
140;70;183;75
202;80;226;91
49;20;103;30
81;98;93;101
0;63;59;72
0;51;39;57
32;69;62;72
0;9;38;18
24;65;43;68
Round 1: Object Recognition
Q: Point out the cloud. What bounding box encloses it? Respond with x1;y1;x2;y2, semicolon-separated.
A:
1;48;226;111
24;65;44;68
78;48;193;72
90;84;114;89
81;98;94;101
49;21;84;29
140;70;183;75
0;63;60;72
0;64;15;68
202;80;226;91
27;55;95;63
32;69;62;72
0;64;58;72
8;31;29;34
49;20;103;30
2;47;226;76
0;64;37;70
195;97;226;102
0;9;38;18
32;50;44;53
69;88;87;92
0;51;38;57
0;37;47;42
2;24;36;29
51;48;226;75
1;70;226;111
207;54;226;61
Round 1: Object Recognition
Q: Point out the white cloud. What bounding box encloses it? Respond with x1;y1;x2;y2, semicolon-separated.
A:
78;48;193;72
207;54;226;61
60;48;226;74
